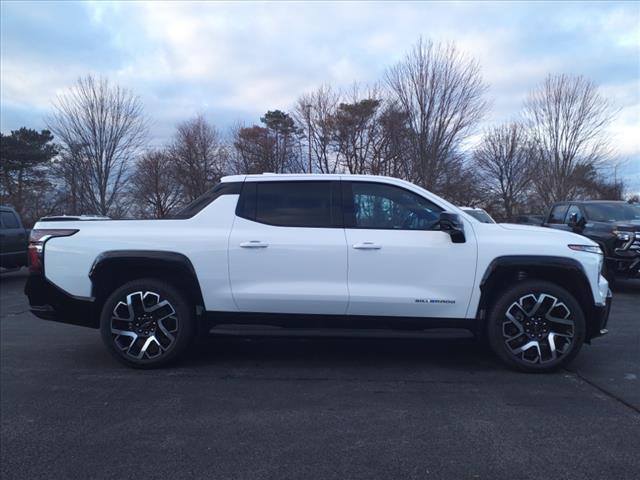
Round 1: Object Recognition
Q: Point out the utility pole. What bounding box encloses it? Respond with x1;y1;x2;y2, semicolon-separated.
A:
306;104;312;173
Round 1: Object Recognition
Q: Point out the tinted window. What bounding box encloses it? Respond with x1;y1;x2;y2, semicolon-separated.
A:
345;182;443;230
583;203;640;222
548;204;569;224
241;181;337;228
1;212;19;228
565;205;583;223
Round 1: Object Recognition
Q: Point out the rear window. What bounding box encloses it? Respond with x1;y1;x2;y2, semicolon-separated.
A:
237;181;339;228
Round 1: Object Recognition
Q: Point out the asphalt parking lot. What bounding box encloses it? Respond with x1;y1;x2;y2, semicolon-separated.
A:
1;269;638;479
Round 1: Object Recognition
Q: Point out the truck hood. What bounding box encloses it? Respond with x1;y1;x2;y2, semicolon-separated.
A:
499;223;551;233
496;223;597;245
608;220;640;231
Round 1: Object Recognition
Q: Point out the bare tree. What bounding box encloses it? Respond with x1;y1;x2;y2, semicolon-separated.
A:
293;85;341;173
170;114;227;202
48;75;147;216
230;110;303;175
369;103;412;178
292;84;411;177
524;74;615;206
385;39;487;192
130;150;182;218
51;143;92;215
474;122;534;219
330;84;385;175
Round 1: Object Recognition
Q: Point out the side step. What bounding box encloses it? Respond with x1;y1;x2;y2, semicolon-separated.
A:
209;324;474;340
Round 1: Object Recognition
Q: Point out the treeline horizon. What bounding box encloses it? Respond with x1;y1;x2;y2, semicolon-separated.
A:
1;38;632;227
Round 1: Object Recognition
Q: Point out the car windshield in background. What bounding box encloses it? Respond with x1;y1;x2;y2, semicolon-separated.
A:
465;210;495;223
584;203;640;222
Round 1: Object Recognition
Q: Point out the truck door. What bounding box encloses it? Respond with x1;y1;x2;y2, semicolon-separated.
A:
341;180;477;319
228;180;349;315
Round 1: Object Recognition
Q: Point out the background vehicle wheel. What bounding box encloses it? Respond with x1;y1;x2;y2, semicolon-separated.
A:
487;280;585;372
100;278;194;368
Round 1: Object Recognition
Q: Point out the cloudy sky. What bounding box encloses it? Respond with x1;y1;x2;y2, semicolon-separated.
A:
1;1;639;190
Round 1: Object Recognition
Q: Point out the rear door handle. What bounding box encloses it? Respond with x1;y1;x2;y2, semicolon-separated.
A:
240;240;269;248
352;242;382;250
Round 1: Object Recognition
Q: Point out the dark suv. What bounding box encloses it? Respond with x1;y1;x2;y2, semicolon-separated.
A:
0;206;29;269
543;201;640;281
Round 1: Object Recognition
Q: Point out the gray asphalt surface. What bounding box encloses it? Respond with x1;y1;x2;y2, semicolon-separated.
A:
1;269;639;479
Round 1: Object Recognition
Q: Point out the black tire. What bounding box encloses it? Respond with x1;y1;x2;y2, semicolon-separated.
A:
99;278;195;368
487;280;585;373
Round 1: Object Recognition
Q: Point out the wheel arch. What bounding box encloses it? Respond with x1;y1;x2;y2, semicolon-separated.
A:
477;255;600;340
89;250;205;317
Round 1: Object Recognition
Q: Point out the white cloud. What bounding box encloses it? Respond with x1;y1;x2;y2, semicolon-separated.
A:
1;0;638;177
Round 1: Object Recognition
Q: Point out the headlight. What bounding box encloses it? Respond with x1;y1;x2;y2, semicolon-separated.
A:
568;244;603;255
613;230;632;242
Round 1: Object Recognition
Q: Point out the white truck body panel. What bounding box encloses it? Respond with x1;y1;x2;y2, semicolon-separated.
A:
37;174;609;322
228;216;349;314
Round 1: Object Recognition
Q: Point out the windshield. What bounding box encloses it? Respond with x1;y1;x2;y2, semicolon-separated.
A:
464;209;495;224
584;203;640;222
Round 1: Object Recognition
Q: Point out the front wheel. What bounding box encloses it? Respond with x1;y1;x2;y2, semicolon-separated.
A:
487;280;585;372
100;279;194;368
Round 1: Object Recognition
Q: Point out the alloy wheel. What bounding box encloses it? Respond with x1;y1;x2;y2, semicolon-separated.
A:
502;293;575;364
110;291;179;361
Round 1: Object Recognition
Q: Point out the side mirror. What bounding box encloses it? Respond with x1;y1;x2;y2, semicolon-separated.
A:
440;212;466;243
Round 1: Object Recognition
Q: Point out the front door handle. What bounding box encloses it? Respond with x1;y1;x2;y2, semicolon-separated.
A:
352;242;382;250
240;240;269;248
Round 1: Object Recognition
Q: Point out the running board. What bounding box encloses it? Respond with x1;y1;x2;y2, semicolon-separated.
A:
209;324;474;340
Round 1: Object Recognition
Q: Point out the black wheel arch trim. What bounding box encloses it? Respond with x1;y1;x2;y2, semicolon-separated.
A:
89;250;206;318
478;255;607;341
89;250;198;278
480;255;587;286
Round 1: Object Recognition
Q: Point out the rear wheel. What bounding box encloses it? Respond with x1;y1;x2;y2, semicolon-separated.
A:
487;280;585;372
99;278;194;368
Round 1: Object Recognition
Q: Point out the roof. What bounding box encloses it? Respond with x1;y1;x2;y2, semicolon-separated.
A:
553;200;630;205
221;173;403;183
220;173;463;215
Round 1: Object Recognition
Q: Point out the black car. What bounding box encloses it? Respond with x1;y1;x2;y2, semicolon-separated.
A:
0;206;29;269
543;201;640;282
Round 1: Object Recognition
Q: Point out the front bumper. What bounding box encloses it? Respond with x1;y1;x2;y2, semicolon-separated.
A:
607;256;640;278
24;274;99;328
587;289;612;341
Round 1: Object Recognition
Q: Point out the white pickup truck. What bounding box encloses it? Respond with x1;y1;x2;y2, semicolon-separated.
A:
25;174;611;371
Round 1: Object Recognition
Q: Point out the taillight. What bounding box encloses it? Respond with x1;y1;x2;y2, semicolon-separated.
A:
28;229;79;274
